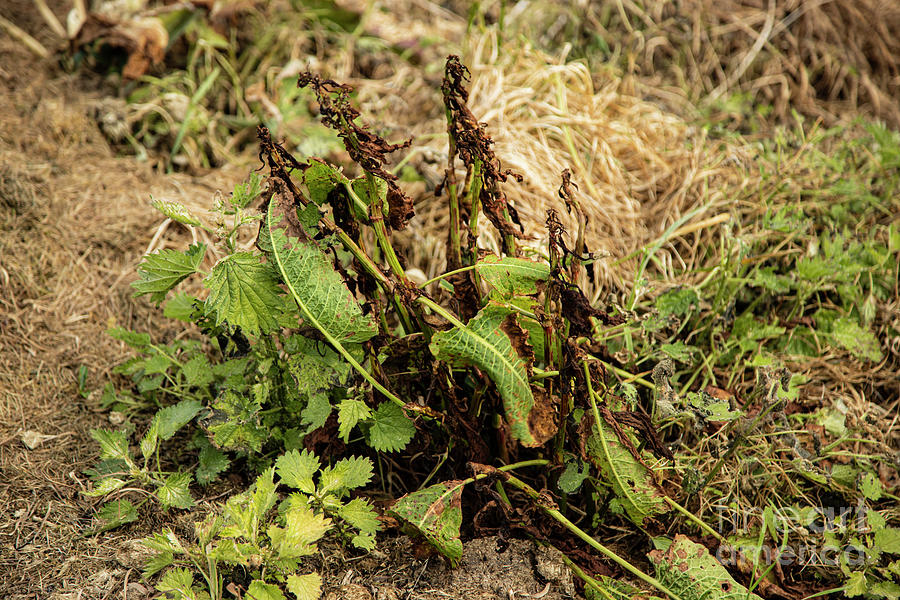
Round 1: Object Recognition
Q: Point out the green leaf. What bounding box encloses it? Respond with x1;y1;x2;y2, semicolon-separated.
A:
337;398;372;442
875;527;900;554
828;316;883;362
558;460;589;494
304;159;349;206
861;470;885;501
268;503;332;560
365;401;415;452
90;429;132;463
151;198;201;226
430;303;536;445
133;244;206;303
655;287;699;318
338;497;381;535
164;292;198;321
581;414;669;526
390;480;466;566
247;581;286;600
476;255;550;298
276;449;320;494
182;354;214;389
659;341;698;363
157;567;196;596
300;393;332;433
94;499;138;533
107;327;151;349
156;472;194;509
648;535;763;600
204;252;284;336
286;573;323;600
266;202;378;343
155;399;203;440
205;390;268;452
687;391;742;422
231;173;264;209
84;477;128;497
142;551;175;579
318;456;373;495
196;444;230;486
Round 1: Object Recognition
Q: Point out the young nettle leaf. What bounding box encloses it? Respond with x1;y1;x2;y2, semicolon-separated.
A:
318;456;374;496
156;567;197;598
181;354;214;389
230;172;264;209
90;428;134;465
157;472;194;509
154;399;204;440
580;414;669;526
84;477;128;497
206;390;268;452
94;499;138;533
204;252;284;336
247;580;286;600
827;316;883;362
276;449;320;494
196;444;230;486
655;287;700;318
558;459;590;494
151;198;202;226
107;326;151;350
268;502;332;560
476;255;550;299
648;535;763;600
286;572;323;600
430;303;537;446
163;292;198;322
338;497;381;540
266;203;378;344
390;480;466;566
133;243;206;304
337;398;372;442
365;401;415;452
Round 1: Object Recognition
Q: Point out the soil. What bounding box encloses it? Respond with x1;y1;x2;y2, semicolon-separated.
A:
0;8;573;600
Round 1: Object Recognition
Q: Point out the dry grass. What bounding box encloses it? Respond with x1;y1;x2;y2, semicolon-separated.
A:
585;0;900;129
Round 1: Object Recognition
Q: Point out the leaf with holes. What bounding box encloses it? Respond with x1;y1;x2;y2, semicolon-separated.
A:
580;414;669;526
389;480;466;566
648;535;763;600
476;255;549;298
430;303;536;445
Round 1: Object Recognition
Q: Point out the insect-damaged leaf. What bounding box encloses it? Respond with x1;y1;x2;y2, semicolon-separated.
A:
579;413;669;526
648;535;763;600
476;255;550;299
389;480;466;566
430;303;538;446
266;201;377;344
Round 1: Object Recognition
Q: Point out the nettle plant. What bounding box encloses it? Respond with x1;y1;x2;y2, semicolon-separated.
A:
87;56;868;600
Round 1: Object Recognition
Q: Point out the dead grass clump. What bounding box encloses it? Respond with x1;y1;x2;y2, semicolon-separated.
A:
406;30;749;296
601;0;900;128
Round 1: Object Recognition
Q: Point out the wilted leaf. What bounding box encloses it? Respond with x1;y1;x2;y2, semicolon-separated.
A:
390;480;466;566
431;303;537;446
580;414;669;526
476;255;549;298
